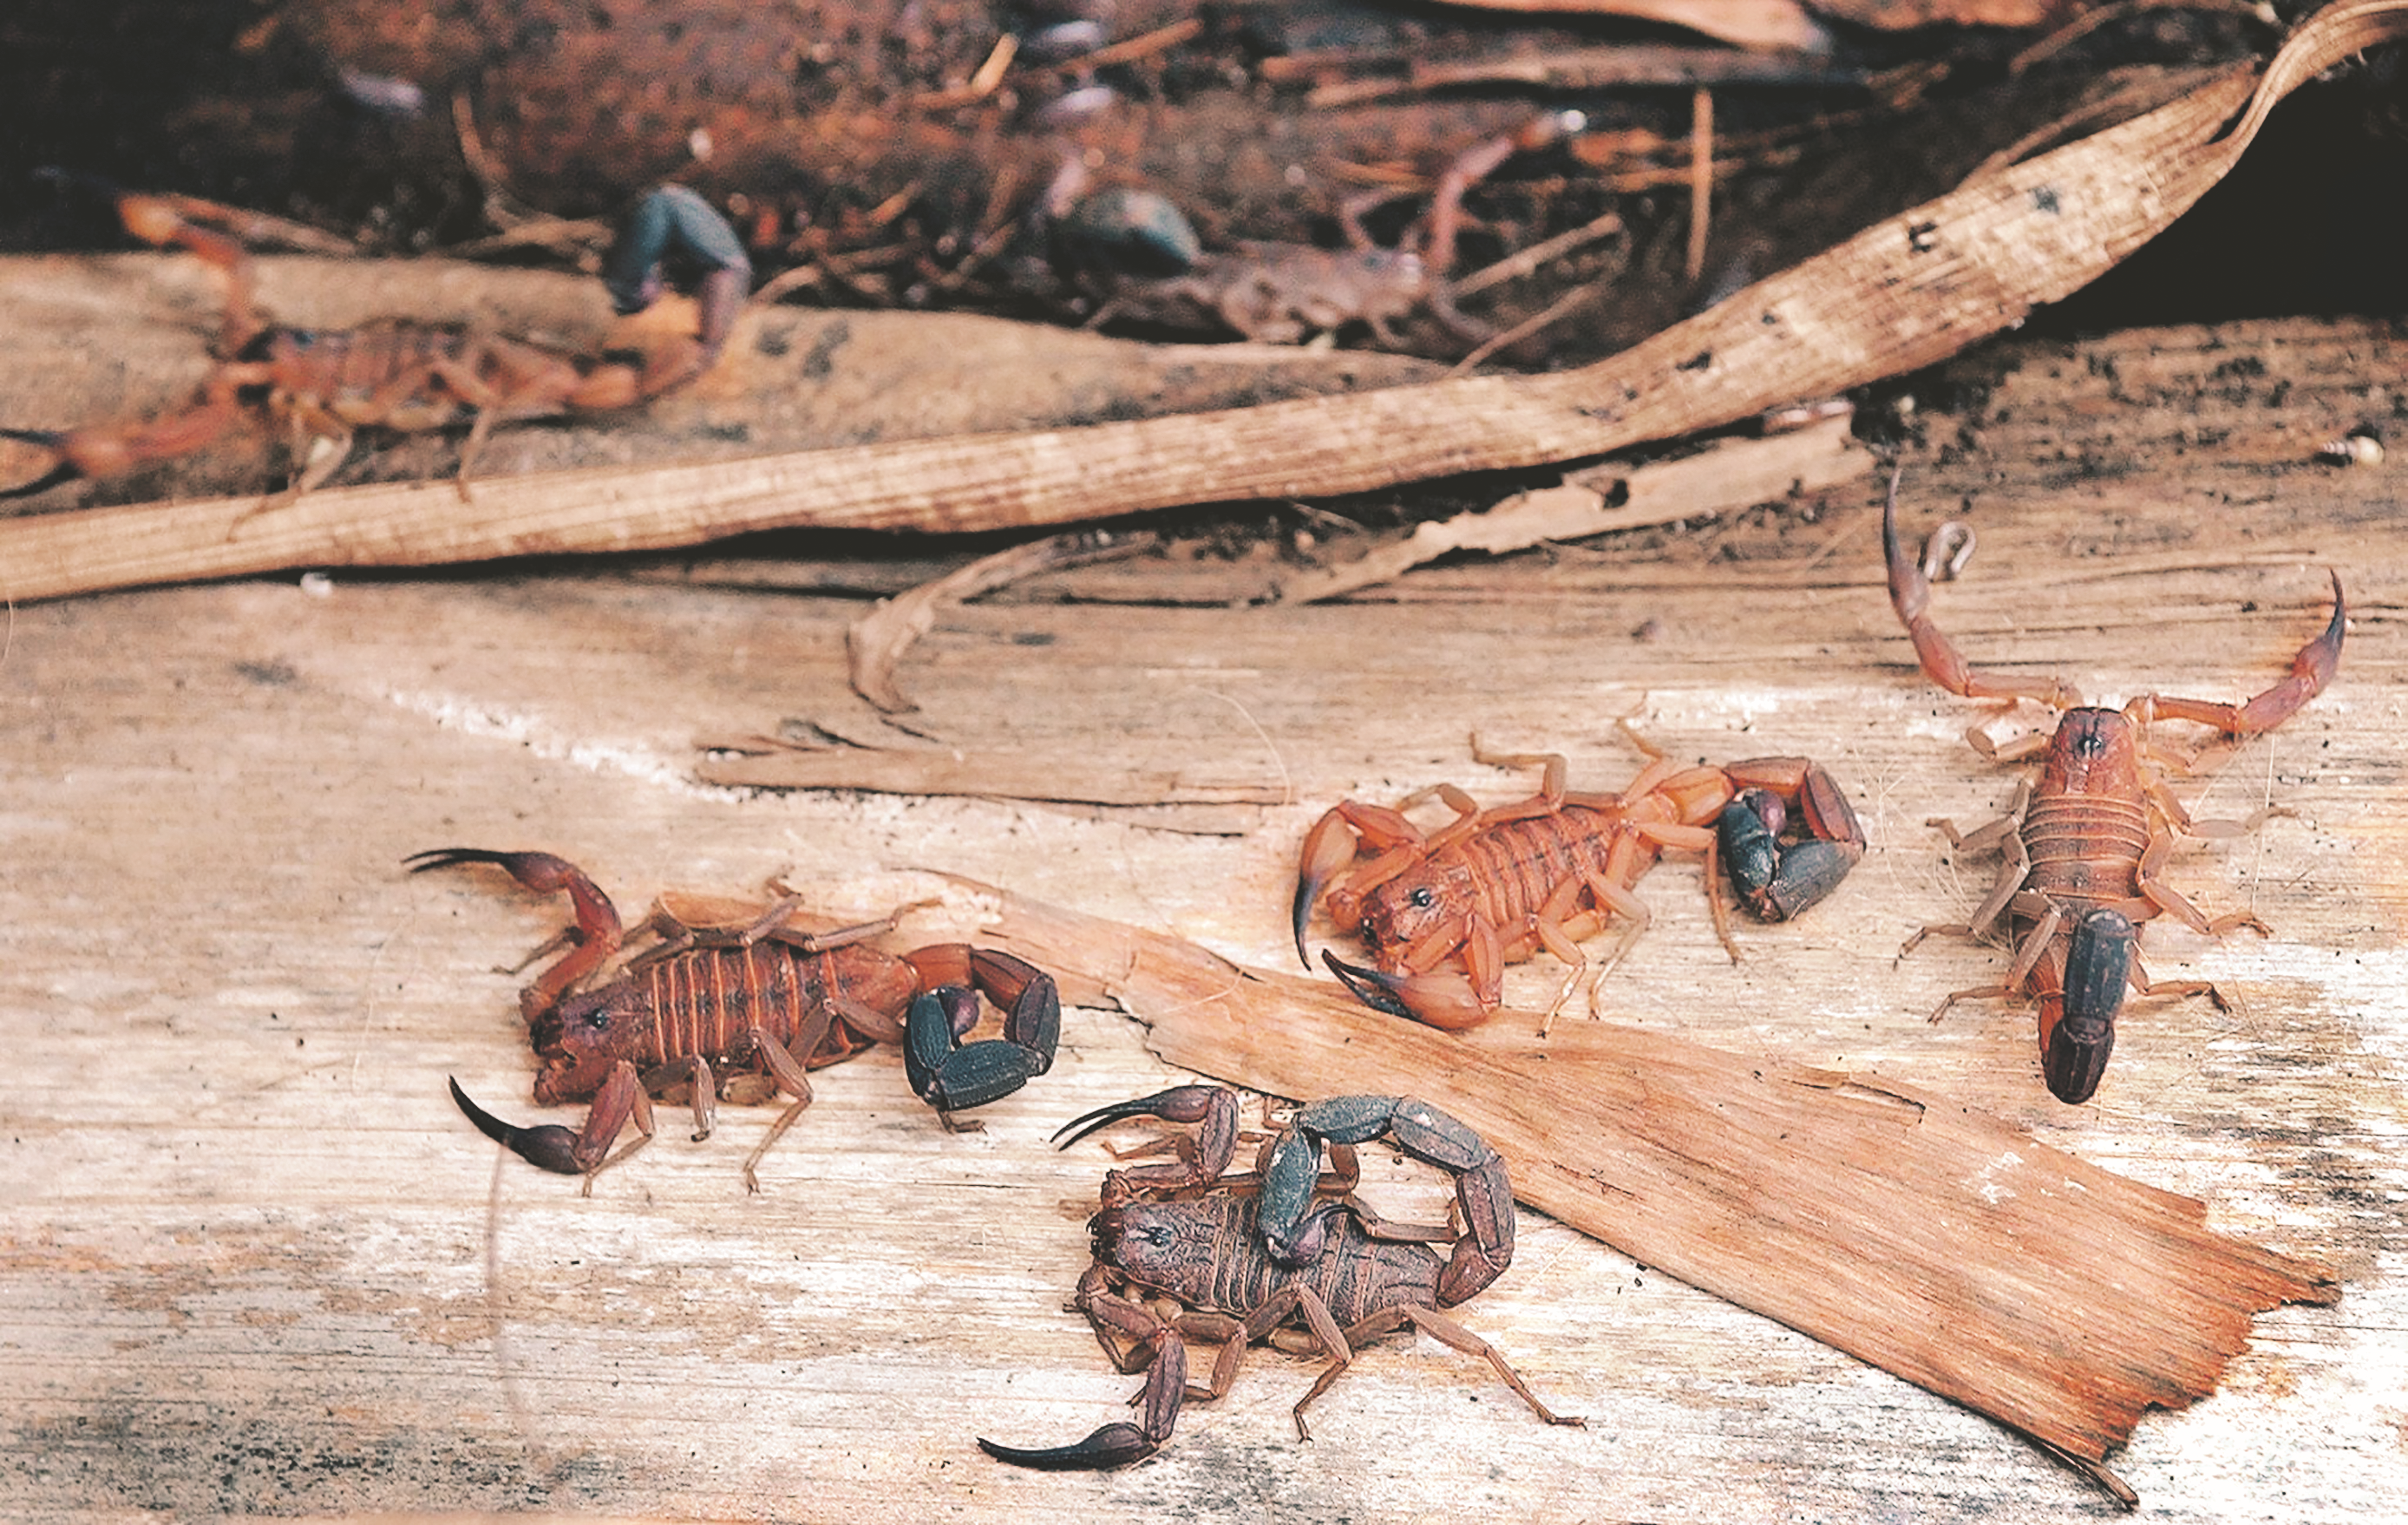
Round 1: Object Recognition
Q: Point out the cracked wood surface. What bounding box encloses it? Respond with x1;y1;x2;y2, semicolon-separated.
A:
1;314;2404;1521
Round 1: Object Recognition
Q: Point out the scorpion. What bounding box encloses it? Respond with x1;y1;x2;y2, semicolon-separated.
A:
1883;481;2346;1103
1057;111;1581;347
2;179;750;503
1294;733;1866;1031
978;1084;1583;1469
413;849;1059;1190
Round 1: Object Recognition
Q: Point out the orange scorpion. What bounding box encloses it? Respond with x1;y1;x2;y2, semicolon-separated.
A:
2;178;749;502
1884;481;2345;1103
1292;733;1865;1031
415;849;1059;1190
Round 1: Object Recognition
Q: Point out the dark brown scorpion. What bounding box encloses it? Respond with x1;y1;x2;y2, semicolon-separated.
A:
415;849;1059;1190
1885;482;2346;1103
979;1085;1583;1469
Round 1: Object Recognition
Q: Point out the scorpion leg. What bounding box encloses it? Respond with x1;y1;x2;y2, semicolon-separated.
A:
1368;1306;1586;1429
737;1013;837;1194
899;947;1061;1114
406;848;628;1018
2133;571;2345;738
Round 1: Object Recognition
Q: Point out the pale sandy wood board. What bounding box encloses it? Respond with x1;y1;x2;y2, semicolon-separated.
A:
1;313;2403;1522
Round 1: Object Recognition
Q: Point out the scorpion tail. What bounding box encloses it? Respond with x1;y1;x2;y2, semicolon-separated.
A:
978;1424;1159;1471
448;1077;587;1175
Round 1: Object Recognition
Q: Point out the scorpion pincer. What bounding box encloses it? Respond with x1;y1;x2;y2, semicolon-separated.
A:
3;178;750;503
1883;479;2345;1103
979;1084;1583;1469
412;849;1059;1190
1295;734;1865;1031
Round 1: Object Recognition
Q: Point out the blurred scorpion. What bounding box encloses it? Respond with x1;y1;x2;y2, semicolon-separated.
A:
3;176;750;504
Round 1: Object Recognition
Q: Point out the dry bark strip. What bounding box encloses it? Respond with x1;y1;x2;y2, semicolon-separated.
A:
1277;413;1868;601
846;530;1155;714
975;887;2340;1484
3;1;2404;605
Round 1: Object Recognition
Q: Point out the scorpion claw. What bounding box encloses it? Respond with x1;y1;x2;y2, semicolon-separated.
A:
1717;763;1867;923
1050;1084;1230;1149
978;1424;1160;1471
2042;907;2135;1106
1318;952;1495;1030
604;186;752;389
448;1077;587;1175
0;459;78;501
1317;952;1418;1021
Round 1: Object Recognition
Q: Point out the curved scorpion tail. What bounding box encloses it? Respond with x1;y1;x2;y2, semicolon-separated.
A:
602;185;753;397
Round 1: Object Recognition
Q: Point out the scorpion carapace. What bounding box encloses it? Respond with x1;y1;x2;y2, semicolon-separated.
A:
1293;735;1864;1031
1883;480;2346;1103
412;849;1059;1190
978;1085;1582;1469
3;178;750;504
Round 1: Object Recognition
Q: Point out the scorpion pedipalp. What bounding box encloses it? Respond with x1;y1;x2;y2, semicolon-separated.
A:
447;1074;625;1176
1260;1095;1515;1302
1318;950;1479;1027
977;1420;1164;1472
2045;907;2136;1105
1718;761;1866;924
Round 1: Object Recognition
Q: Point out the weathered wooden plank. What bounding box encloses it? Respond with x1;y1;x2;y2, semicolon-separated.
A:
0;313;2401;1521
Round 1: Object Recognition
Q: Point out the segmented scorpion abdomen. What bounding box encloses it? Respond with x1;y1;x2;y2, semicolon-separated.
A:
635;945;847;1065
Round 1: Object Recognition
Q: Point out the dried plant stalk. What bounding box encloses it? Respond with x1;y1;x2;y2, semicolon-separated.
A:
976;887;2339;1471
847;530;1150;713
3;2;2404;605
1277;413;1866;601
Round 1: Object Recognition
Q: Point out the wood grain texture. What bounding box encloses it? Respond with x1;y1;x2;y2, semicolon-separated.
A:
1;314;2403;1522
